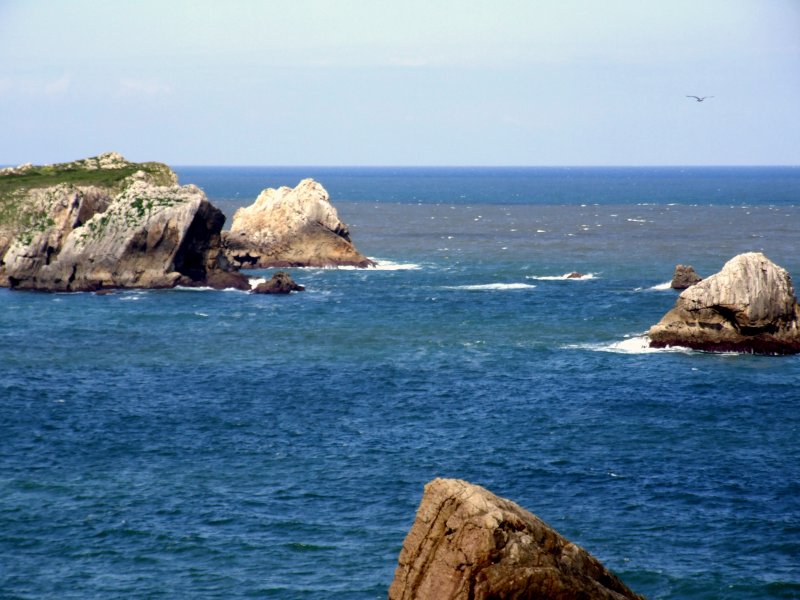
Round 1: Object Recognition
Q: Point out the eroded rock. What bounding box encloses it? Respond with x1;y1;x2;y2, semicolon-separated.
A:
0;154;239;291
649;252;800;354
252;271;305;294
222;178;374;268
389;478;643;600
670;264;702;289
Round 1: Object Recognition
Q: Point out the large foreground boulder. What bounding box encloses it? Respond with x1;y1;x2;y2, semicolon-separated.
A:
222;178;374;268
648;252;800;354
0;153;245;291
389;478;643;600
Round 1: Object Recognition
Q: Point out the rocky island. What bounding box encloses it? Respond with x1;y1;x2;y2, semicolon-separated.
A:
0;153;247;292
648;252;800;354
390;478;643;600
222;178;374;269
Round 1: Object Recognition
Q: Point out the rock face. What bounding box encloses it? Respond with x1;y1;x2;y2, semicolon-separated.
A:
222;178;374;269
0;153;245;291
670;264;702;289
252;271;305;294
389;478;643;600
648;252;800;354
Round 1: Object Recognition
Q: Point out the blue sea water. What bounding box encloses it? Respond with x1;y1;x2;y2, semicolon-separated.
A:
2;167;800;599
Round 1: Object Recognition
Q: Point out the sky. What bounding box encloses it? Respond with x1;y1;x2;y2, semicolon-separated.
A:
1;0;799;166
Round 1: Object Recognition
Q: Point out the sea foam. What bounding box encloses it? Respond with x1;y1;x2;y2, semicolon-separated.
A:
526;273;597;281
446;283;537;291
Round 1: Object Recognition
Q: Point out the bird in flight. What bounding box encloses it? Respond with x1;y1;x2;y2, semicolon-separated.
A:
686;95;714;102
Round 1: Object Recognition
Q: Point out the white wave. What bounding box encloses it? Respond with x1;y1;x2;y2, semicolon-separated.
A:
564;335;694;354
364;258;423;270
300;258;422;271
634;281;672;291
527;273;597;281
627;218;649;223
446;283;537;291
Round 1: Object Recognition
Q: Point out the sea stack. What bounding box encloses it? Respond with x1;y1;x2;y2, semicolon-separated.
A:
222;178;374;269
389;478;643;600
0;153;248;292
252;271;305;294
648;252;800;354
670;264;702;289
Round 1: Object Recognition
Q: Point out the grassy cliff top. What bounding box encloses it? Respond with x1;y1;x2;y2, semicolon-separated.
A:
0;153;177;200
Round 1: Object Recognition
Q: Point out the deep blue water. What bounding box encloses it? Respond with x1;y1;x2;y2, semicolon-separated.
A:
2;167;799;599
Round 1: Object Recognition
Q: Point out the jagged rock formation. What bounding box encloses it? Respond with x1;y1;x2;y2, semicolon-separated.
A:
389;478;643;600
649;252;800;354
670;264;702;289
252;271;305;294
222;178;374;268
0;153;247;291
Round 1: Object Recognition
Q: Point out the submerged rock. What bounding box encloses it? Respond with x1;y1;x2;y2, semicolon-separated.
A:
0;153;240;291
389;478;644;600
670;264;702;289
648;252;800;354
252;271;304;294
222;178;374;269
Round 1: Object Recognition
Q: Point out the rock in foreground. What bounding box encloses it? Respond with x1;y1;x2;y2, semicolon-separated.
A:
649;252;800;354
389;478;643;600
0;153;240;291
222;178;374;269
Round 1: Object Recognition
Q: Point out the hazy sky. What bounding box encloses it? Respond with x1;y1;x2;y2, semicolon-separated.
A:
1;0;798;166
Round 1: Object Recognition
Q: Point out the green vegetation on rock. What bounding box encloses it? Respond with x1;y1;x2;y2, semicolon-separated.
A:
0;153;176;209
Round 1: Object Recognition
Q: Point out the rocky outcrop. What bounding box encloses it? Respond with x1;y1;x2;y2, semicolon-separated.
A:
670;264;702;289
222;178;374;269
389;478;643;600
252;271;305;294
648;252;800;354
0;154;245;291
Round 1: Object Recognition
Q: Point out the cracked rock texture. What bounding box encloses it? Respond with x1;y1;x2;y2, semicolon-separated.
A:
649;252;800;354
1;154;244;291
222;178;373;268
389;478;643;600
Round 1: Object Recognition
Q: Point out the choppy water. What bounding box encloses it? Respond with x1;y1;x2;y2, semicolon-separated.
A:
2;167;799;598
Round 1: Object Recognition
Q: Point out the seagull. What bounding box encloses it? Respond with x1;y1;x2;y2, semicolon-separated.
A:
686;95;713;102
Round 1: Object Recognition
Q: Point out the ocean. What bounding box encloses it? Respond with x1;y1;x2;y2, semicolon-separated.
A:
2;167;799;599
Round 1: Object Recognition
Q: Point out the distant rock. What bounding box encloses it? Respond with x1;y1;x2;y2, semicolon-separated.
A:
566;271;584;279
222;178;374;269
670;264;702;289
648;252;800;354
389;478;644;600
0;154;241;292
252;271;305;294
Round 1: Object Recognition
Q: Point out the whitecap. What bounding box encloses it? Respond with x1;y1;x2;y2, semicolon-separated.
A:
526;273;597;281
634;281;672;292
564;335;694;354
445;283;537;291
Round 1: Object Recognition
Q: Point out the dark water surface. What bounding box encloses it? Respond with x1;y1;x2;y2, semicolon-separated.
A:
2;167;799;598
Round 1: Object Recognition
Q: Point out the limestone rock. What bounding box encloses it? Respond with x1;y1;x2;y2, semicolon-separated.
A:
648;252;800;354
252;271;305;294
670;264;702;289
0;154;239;292
222;178;374;268
389;478;644;600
